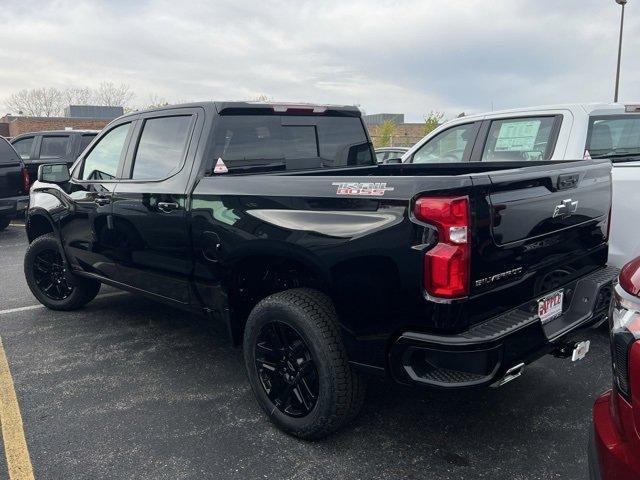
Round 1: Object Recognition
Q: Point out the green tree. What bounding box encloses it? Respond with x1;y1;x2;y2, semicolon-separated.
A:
373;120;397;148
423;111;444;135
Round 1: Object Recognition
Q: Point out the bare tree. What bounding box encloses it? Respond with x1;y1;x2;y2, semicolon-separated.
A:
94;82;135;107
251;93;272;102
145;93;170;109
62;87;94;107
5;88;65;117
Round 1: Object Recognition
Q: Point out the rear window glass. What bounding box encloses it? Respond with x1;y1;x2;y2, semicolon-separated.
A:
40;136;69;159
587;116;640;159
12;137;33;160
482;117;557;161
211;115;373;172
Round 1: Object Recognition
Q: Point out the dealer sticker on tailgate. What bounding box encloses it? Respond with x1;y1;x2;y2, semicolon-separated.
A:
538;289;564;324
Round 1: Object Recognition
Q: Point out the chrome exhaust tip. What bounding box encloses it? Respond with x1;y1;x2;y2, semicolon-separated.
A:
491;363;525;388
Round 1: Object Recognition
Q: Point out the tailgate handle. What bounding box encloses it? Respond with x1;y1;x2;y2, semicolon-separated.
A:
557;174;579;190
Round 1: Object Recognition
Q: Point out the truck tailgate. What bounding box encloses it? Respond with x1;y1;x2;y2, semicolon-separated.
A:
470;160;611;297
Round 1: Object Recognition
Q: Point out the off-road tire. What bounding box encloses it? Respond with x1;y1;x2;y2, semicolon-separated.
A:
243;288;367;440
24;234;101;310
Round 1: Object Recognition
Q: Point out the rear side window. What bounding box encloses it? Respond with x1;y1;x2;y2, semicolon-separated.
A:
587;116;640;159
481;116;558;161
40;136;69;159
12;137;33;160
79;134;96;153
81;123;131;180
131;116;192;180
211;115;373;172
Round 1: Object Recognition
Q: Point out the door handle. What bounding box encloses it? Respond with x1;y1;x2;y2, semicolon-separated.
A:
94;197;111;206
157;202;180;213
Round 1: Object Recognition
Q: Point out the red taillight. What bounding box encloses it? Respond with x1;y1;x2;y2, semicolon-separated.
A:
21;166;30;193
414;196;470;299
620;257;640;296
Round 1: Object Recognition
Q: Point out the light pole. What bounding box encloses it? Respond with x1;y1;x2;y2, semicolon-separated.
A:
614;0;628;102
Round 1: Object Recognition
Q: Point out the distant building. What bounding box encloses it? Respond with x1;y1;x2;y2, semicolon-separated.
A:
0;105;122;138
362;113;404;127
64;105;123;119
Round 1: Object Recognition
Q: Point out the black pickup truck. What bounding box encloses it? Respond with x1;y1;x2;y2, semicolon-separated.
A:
24;102;617;439
0;136;29;230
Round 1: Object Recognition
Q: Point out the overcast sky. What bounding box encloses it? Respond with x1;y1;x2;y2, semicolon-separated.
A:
1;0;638;121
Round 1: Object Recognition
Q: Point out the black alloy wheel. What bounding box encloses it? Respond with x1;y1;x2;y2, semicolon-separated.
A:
254;321;319;418
32;249;73;300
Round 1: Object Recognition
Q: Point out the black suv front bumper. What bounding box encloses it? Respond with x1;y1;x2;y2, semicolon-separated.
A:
389;265;619;388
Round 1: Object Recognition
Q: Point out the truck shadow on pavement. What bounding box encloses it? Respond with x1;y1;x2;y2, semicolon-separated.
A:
6;290;611;480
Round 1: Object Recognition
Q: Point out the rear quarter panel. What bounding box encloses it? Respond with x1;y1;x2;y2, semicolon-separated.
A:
190;173;474;368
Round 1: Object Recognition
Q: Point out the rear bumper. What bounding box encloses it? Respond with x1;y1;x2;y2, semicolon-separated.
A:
0;195;29;218
591;391;640;480
389;265;618;388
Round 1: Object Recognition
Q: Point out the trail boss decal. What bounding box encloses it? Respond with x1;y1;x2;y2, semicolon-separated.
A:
332;182;395;196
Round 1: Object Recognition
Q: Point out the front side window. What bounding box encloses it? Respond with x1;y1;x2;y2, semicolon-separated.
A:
412;123;476;163
40;136;69;159
587;116;640;160
131;116;192;180
79;134;97;153
482;117;557;161
12;137;33;159
211;115;373;172
81;123;131;180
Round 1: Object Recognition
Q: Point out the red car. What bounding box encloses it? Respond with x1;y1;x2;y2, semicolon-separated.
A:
590;257;640;479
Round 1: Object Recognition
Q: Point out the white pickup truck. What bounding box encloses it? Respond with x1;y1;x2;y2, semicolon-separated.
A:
400;102;640;268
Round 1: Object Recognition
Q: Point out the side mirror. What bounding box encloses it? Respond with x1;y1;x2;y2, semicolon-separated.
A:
38;163;71;183
384;157;403;164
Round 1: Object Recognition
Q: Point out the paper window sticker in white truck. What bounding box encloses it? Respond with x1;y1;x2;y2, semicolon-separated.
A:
495;120;541;152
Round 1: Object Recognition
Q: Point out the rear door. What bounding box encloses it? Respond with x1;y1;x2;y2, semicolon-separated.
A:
110;107;203;303
472;115;563;162
586;114;640;267
470;160;611;298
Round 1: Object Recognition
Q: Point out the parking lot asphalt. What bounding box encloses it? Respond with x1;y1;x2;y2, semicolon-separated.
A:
0;221;613;480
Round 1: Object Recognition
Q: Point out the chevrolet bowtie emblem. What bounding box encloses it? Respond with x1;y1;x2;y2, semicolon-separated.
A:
553;199;579;219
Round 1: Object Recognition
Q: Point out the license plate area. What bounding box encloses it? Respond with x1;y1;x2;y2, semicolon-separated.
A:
537;289;564;325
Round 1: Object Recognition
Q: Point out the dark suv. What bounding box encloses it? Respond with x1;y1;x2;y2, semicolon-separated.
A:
11;130;98;188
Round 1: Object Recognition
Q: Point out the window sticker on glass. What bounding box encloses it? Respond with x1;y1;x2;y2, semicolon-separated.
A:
495;120;541;152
